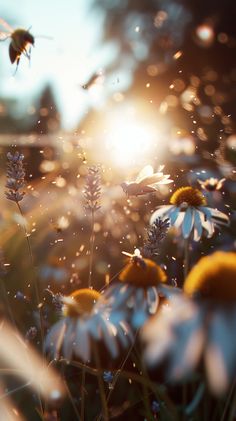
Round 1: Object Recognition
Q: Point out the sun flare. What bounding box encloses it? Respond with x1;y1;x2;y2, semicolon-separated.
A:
105;112;158;167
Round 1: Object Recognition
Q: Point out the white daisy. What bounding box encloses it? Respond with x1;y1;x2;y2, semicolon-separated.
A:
150;186;229;241
121;164;173;197
197;177;226;192
45;288;133;363
104;249;177;328
142;251;236;396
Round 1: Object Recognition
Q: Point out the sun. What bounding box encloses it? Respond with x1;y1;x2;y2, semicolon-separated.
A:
105;110;157;167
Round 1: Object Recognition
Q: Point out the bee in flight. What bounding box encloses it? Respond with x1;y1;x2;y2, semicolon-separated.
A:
0;18;34;70
81;71;104;90
122;248;147;269
82;73;100;90
121;164;173;197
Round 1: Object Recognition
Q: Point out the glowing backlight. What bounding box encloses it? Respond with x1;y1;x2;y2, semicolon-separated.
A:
105;112;157;166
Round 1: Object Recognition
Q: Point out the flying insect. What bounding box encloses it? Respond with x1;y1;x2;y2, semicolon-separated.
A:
0;18;34;70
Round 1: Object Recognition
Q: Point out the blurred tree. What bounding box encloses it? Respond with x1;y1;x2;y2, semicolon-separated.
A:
0;97;33;134
33;84;61;134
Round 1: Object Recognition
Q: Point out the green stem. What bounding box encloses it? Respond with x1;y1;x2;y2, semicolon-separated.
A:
16;201;44;346
137;356;155;421
0;381;31;399
80;367;86;421
184;238;190;279
88;208;95;288
221;378;236;421
93;345;109;420
16;201;45;419
64;359;177;421
63;378;80;421
131;346;175;421
185;383;205;416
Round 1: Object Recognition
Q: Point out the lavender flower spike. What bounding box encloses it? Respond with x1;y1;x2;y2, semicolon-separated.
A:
142;217;170;258
83;166;101;212
5;151;26;203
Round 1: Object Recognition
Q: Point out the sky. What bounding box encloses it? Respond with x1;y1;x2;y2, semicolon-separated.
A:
0;0;130;129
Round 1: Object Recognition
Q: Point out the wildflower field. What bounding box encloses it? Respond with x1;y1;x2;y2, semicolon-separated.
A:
0;0;235;420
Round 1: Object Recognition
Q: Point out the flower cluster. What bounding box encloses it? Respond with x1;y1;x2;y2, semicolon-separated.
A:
5;151;26;203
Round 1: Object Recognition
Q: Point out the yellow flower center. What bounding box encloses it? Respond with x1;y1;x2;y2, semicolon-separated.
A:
184;252;236;302
170;187;206;207
63;288;101;317
119;258;167;287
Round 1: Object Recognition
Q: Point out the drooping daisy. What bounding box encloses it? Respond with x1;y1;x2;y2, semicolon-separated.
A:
45;288;133;363
150;186;229;241
104;249;177;328
142;251;236;396
197;177;226;192
121;164;173;197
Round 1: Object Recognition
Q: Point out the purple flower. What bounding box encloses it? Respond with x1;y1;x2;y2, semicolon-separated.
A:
5;151;26;203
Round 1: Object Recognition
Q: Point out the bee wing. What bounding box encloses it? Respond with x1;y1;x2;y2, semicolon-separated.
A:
0;31;10;40
0;18;13;33
122;251;133;258
135;165;153;183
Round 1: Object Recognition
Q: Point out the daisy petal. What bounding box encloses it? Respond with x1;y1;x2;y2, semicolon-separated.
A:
209;209;229;226
168;207;180;225
99;316;118;359
62;321;76;360
76;322;91;362
205;310;236;395
45;319;67;358
202;219;214;238
158;284;181;299
106;284;131;310
168;304;205;380
182;207;194;239
150;206;173;224
132;310;147;328
132;289;147;328
88;313;102;340
147;287;159;314
116;324;129;348
117;321;133;348
193;210;203;241
174;211;185;229
199;206;212;221
169;326;205;380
